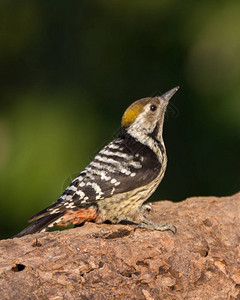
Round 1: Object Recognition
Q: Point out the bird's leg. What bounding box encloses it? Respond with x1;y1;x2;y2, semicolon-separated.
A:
141;203;153;216
136;217;177;234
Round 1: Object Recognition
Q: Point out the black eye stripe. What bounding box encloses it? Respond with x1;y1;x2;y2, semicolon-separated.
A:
150;104;157;111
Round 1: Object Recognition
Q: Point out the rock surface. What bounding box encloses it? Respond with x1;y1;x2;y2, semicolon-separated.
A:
0;192;240;300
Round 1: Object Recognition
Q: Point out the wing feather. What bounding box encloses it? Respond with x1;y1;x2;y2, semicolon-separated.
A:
29;135;163;222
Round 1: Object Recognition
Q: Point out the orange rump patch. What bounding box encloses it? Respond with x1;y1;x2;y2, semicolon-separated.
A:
58;207;98;226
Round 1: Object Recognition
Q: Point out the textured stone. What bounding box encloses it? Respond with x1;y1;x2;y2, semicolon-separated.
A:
0;192;240;299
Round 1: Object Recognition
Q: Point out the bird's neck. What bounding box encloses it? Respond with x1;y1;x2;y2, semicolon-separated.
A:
120;126;165;163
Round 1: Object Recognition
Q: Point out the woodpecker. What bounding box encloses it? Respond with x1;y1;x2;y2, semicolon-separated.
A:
15;87;179;238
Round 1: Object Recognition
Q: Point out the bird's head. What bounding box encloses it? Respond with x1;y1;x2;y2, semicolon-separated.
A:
121;87;179;141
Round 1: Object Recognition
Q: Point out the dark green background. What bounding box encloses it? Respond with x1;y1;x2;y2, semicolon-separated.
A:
1;1;239;239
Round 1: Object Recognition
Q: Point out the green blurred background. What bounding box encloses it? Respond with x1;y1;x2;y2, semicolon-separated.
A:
0;1;239;239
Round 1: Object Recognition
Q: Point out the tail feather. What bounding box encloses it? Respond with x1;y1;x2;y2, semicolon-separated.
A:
14;213;64;238
28;202;63;222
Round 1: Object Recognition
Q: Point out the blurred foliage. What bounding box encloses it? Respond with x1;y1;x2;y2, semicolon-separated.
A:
0;0;239;239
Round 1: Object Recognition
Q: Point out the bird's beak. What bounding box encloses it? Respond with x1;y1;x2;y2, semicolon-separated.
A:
161;86;180;102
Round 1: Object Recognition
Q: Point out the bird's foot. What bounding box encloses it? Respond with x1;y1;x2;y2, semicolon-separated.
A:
136;218;176;234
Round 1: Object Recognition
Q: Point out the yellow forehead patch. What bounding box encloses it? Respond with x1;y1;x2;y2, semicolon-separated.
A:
121;102;144;127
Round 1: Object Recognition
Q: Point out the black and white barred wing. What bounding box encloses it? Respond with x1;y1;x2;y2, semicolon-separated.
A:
29;136;162;222
85;135;163;196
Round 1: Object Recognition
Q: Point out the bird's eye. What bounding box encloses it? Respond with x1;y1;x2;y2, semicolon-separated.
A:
150;104;157;111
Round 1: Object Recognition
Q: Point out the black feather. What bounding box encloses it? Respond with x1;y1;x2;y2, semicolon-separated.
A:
14;213;64;238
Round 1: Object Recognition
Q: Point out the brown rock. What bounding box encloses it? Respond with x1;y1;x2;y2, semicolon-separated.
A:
0;192;240;299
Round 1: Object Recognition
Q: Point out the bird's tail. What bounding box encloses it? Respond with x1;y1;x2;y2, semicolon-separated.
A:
14;213;64;238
